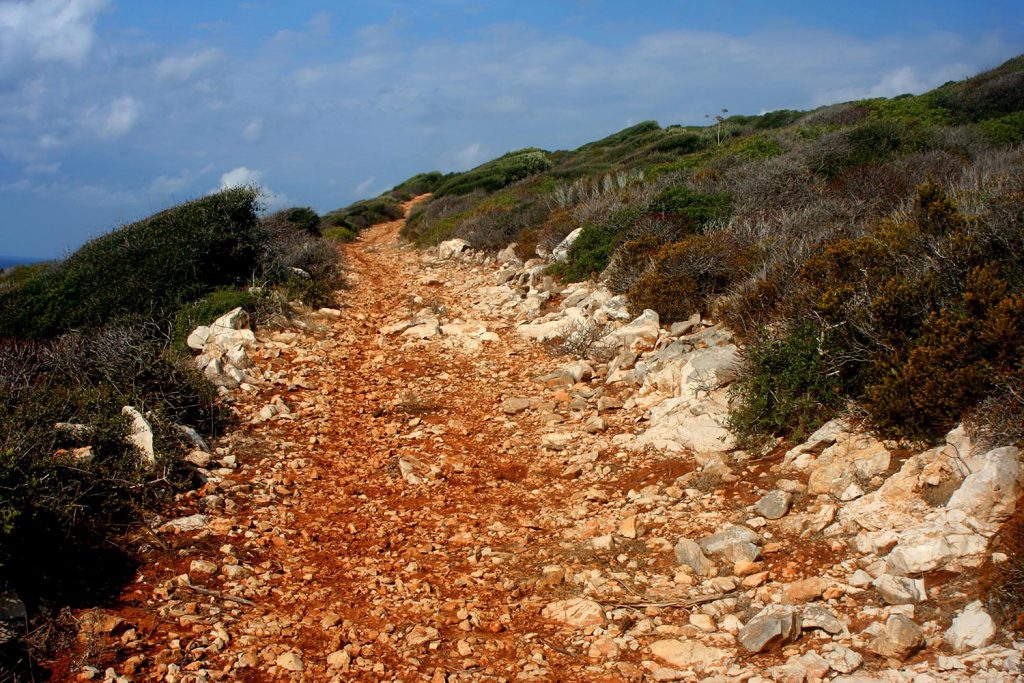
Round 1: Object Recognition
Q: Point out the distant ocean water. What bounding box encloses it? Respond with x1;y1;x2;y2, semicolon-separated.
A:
0;256;44;269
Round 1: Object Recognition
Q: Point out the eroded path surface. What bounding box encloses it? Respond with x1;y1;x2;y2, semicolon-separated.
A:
79;200;1022;683
94;201;661;682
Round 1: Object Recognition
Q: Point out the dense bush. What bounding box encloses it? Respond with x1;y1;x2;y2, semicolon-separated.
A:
626;234;745;322
323;196;404;238
389;171;444;200
263;206;321;237
579;121;661;150
649;186;732;229
865;266;1024;439
605;234;670;295
0;183;349;671
401;191;484;246
0;261;56;294
549;206;641;282
0;189;262;339
258;215;345;307
728;323;844;445
432;149;552;197
805;119;932;180
515;207;576;260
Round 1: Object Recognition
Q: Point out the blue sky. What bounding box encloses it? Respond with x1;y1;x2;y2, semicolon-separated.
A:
1;1;1022;259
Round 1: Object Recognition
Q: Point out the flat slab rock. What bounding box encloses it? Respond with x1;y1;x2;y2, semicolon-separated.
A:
541;598;607;628
649;639;729;670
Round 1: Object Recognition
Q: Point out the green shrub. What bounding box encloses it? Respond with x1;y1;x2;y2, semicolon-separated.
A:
388;171;444;200
931;58;1024;122
807;119;931;180
433;149;552;197
650;186;733;229
978;111;1024;144
549;207;640;281
323;197;404;233
726;110;804;130
399;191;484;246
651;131;706;154
516;208;576;260
0;261;56;294
262;206;321;236
0;324;217;632
322;224;359;242
728;322;844;445
0;188;262;339
865;93;953;125
733;135;784;161
605;234;669;295
580;121;661;150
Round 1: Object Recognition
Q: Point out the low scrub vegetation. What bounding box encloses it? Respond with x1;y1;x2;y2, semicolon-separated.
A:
0;189;264;339
323;197;404;241
400;54;1024;452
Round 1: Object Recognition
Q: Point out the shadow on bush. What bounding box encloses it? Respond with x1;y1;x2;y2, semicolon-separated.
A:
0;323;218;667
0;188;262;340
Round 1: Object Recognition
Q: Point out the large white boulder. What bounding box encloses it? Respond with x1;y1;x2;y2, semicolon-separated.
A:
632;396;736;453
438;238;470;260
550;227;583;262
946;446;1022;524
944;600;996;653
187;307;256;351
122;406;156;469
884;510;990;575
603;309;660;352
678;344;740;401
782;418;851;469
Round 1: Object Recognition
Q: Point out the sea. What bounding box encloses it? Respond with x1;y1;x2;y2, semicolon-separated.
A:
0;256;44;270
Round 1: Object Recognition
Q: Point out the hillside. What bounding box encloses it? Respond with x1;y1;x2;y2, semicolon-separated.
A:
370;54;1024;447
0;55;1022;681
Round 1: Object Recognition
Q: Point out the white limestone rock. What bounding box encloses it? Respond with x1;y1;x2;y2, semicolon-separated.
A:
944;600;996;653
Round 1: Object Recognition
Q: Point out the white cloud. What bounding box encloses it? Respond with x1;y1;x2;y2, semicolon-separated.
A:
84;95;141;138
218;165;262;190
0;0;109;78
148;166;210;196
25;160;59;174
155;48;221;81
36;133;60;148
447;142;485;171
353;175;375;195
242;118;263;140
306;11;332;37
1;176;136;206
216;166;286;208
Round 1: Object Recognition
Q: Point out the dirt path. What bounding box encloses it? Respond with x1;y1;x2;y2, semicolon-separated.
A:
83;198;663;682
73;198;1019;682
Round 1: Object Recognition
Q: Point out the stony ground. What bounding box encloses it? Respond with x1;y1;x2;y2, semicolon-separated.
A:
68;200;1023;682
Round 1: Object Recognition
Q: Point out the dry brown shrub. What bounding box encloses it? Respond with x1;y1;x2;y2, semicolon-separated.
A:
798;103;871;127
713;153;824;217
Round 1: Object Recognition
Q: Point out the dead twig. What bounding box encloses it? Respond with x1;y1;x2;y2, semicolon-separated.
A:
540;638;578;658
